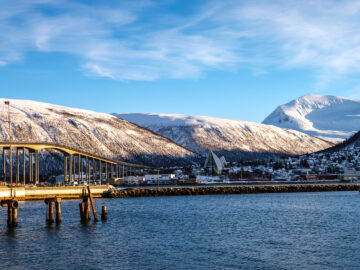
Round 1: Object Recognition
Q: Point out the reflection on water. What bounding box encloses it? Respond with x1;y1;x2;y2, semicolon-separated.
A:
0;192;359;270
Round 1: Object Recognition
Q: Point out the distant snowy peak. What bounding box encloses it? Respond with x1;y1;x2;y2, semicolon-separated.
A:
263;95;360;143
114;112;332;159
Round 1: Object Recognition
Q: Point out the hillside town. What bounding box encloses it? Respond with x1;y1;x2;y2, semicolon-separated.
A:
105;143;360;186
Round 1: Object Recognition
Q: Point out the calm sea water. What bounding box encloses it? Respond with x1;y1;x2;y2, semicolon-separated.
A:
0;192;359;270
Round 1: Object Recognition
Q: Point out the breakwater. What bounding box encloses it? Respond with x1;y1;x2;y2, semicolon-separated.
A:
107;184;360;198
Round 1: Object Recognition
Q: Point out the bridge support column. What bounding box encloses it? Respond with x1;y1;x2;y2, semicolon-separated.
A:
98;160;101;184
23;148;26;185
122;165;124;178
105;163;108;183
3;148;6;182
94;159;97;185
92;159;96;184
69;154;73;183
9;146;12;185
64;155;68;184
16;148;19;184
73;155;76;182
86;157;89;185
111;164;113;179
35;150;39;185
79;154;81;183
29;151;33;184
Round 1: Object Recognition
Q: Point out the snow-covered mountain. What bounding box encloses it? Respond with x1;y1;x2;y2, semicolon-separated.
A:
262;95;360;143
114;113;332;161
0;99;194;170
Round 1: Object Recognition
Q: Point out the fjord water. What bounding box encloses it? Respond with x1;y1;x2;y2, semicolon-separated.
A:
0;192;359;270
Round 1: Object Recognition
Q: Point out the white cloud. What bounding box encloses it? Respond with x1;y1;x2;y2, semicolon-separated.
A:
1;0;360;84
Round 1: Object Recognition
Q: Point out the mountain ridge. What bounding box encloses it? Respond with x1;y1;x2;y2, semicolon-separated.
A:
114;113;333;161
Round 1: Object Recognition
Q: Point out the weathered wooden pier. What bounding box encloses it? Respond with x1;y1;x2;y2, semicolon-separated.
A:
0;186;108;228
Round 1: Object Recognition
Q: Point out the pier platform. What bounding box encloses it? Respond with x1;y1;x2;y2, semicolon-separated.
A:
0;185;110;200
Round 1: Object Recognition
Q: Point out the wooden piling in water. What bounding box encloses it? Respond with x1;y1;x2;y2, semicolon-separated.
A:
79;203;85;222
101;206;107;221
12;207;18;227
2;199;19;228
87;186;98;222
7;205;13;227
55;198;61;224
83;197;91;221
45;198;55;225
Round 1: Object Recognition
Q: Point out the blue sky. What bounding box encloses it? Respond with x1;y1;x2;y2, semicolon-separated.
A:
1;0;360;122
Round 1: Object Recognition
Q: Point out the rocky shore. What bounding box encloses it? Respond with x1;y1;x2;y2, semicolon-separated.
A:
105;184;360;198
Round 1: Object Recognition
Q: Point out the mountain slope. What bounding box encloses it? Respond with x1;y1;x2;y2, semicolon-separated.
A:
114;113;333;160
262;95;360;143
0;99;194;168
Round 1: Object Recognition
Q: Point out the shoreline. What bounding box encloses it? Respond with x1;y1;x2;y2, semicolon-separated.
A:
106;184;360;198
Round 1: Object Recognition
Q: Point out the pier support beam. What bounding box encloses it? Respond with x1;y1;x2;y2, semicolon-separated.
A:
79;203;85;223
45;198;54;225
101;206;107;221
1;199;19;228
55;197;61;224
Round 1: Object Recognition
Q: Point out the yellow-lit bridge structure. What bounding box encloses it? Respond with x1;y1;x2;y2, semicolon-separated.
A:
0;142;148;185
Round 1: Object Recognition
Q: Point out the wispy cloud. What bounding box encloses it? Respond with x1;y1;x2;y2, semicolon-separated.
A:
1;0;360;84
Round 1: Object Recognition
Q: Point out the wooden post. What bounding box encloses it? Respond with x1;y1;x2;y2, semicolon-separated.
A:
79;203;85;222
45;199;54;224
12;206;18;227
3;148;6;181
85;197;91;221
105;163;108;183
87;186;98;221
7;204;13;227
55;197;61;224
101;206;107;221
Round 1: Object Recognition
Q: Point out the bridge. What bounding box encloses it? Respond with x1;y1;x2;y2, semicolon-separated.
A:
0;142;149;185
